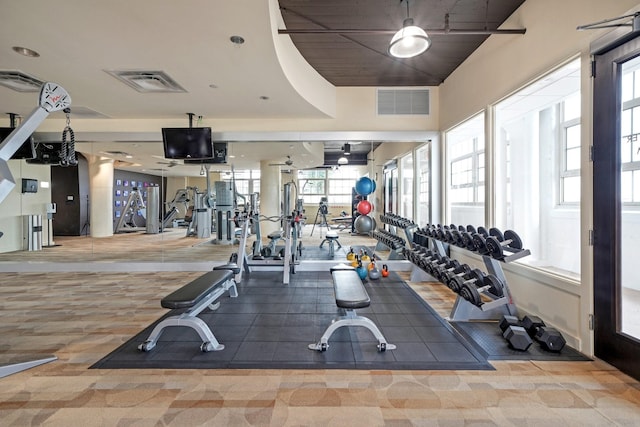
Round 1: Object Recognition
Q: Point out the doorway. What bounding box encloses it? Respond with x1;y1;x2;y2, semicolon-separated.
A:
593;34;640;381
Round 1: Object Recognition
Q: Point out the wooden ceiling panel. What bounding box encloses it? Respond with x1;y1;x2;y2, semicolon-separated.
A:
278;0;525;86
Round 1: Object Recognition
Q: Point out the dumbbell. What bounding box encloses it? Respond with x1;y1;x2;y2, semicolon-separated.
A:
459;274;504;306
446;268;485;294
449;229;466;247
534;326;566;352
484;228;524;259
423;255;453;276
417;251;441;270
459;231;477;251
439;263;472;284
470;227;490;254
432;259;463;282
498;315;532;351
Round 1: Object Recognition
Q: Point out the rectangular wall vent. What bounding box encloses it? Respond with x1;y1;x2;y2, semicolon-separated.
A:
377;88;430;115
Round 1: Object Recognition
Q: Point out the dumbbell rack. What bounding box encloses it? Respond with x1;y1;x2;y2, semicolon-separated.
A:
448;255;519;321
377;213;417;255
413;224;526;321
371;230;406;260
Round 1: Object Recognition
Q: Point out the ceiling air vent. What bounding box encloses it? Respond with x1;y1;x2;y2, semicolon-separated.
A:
0;70;45;92
105;70;186;93
377;88;430;115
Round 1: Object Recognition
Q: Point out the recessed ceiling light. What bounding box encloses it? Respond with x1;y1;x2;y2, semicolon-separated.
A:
259;96;269;100
230;35;245;45
209;84;218;89
12;46;40;57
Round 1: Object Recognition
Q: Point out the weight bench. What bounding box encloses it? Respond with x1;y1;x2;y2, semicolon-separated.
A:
138;264;240;353
309;264;396;352
319;230;342;258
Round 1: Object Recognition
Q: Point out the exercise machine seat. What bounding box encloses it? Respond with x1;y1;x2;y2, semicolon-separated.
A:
214;262;241;275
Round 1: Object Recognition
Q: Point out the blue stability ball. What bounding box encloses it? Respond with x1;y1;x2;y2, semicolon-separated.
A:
354;214;376;234
355;176;374;196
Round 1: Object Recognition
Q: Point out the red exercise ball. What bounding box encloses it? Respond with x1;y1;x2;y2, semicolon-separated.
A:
357;200;372;215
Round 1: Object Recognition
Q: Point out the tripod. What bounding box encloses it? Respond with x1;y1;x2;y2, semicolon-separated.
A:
310;202;329;237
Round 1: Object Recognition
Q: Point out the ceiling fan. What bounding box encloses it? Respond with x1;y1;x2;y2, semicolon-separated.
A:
269;155;295;167
156;159;181;168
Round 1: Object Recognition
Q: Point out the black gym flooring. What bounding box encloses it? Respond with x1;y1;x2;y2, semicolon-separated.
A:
92;270;587;371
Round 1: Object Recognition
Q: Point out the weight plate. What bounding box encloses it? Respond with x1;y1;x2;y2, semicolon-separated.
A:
449;224;457;230
461;283;482;306
472;233;489;254
460;232;474;251
485;236;504;259
484;274;504;297
466;225;476;233
477;226;489;237
457;264;472;274
448;275;464;293
489;227;504;241
504;230;523;250
444;230;454;242
450;230;462;246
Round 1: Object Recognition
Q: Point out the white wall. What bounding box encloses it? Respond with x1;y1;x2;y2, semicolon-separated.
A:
439;0;640;354
0;160;52;253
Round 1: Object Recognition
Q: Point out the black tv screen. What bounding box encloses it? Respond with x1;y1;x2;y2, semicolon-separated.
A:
183;142;228;164
162;127;213;160
0;127;36;159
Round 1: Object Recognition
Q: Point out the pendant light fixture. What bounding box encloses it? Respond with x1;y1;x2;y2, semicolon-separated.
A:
389;0;431;58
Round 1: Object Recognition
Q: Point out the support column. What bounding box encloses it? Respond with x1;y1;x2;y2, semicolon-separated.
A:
260;160;281;237
87;155;114;238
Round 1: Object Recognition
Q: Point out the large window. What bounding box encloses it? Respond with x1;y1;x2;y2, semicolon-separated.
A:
400;153;414;220
416;143;430;225
446;113;485;226
221;170;260;199
299;170;326;205
621;63;640;203
495;58;581;278
328;167;360;205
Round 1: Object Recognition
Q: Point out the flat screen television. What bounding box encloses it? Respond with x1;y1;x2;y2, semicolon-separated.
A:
0;127;36;159
183;142;228;164
162;127;213;160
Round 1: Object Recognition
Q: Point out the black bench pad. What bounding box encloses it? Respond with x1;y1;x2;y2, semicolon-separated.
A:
161;270;232;310
330;265;370;310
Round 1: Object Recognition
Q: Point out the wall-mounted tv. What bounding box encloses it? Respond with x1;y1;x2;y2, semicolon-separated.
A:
183;142;228;164
162;127;213;160
0;127;36;160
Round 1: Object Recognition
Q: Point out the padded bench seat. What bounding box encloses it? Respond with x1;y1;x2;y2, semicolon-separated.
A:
139;265;239;353
161;270;232;309
309;264;395;352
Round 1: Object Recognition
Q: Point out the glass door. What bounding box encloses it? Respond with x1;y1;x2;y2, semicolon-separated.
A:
593;35;640;381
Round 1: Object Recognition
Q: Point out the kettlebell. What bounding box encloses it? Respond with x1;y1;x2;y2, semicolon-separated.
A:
367;260;376;271
350;254;360;268
369;264;381;280
356;261;368;280
361;250;371;262
381;264;390;278
346;248;355;261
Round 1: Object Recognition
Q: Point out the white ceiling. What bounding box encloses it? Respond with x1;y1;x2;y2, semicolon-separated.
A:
0;0;355;175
